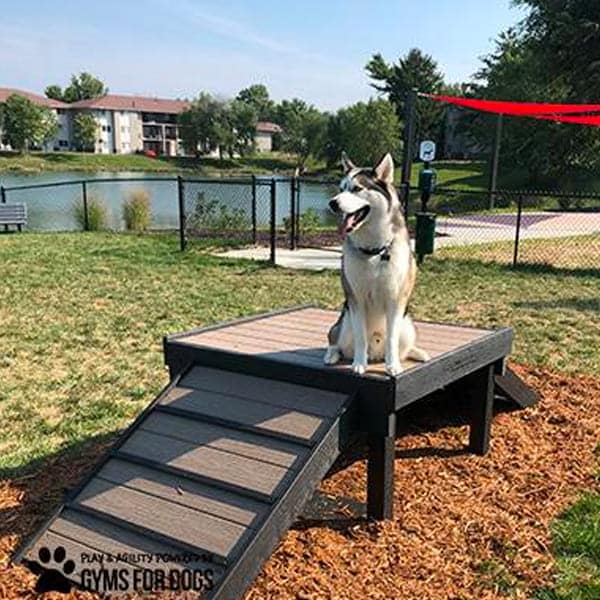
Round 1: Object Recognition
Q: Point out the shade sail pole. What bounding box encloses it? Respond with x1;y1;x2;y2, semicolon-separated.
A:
488;114;503;209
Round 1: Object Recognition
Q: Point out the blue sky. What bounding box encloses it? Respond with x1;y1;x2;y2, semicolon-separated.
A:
1;1;526;110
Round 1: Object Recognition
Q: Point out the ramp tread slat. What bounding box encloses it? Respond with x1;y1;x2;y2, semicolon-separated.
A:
140;412;308;469
97;459;268;528
181;365;347;417
73;478;249;563
161;386;328;445
48;509;223;574
119;429;294;500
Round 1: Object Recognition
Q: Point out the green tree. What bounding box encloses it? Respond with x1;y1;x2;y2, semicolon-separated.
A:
325;99;400;168
229;99;258;155
61;72;108;102
44;84;64;101
1;94;58;152
472;20;600;183
72;112;97;151
514;0;600;100
178;92;222;155
236;84;273;120
273;99;328;167
366;48;445;145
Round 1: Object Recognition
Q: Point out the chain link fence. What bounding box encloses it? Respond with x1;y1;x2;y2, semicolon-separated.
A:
1;176;179;232
2;174;598;270
409;186;600;270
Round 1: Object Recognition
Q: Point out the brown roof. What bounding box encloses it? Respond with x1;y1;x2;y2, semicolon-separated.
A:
0;87;67;109
70;94;191;114
256;121;282;133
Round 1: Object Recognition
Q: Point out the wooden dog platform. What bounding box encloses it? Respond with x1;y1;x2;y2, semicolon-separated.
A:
17;306;536;598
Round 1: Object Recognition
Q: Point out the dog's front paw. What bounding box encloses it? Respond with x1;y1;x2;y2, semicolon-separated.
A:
385;362;403;377
351;361;367;375
324;346;341;365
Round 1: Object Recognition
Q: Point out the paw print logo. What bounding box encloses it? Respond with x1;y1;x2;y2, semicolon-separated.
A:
35;545;76;593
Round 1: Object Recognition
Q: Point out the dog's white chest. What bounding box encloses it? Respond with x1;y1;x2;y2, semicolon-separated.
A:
345;253;404;307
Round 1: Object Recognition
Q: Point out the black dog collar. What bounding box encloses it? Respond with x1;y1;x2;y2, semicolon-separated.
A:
355;239;394;261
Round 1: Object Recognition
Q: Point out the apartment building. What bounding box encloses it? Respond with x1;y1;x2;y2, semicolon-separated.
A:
0;87;282;156
0;87;71;151
68;94;190;155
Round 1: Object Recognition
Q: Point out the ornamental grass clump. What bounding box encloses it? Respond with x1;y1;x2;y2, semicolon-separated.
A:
122;188;151;231
72;195;108;231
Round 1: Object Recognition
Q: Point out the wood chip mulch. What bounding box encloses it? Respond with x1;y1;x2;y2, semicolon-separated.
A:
1;364;599;600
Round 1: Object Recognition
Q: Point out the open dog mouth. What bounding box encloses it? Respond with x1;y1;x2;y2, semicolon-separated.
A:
339;205;370;237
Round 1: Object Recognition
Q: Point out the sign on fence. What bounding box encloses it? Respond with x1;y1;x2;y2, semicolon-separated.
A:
419;140;436;162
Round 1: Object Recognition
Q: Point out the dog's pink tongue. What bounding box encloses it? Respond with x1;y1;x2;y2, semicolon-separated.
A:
338;213;357;238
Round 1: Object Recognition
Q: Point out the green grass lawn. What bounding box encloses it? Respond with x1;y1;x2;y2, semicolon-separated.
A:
0;150;308;176
0;232;598;596
0;150;526;190
1;232;597;474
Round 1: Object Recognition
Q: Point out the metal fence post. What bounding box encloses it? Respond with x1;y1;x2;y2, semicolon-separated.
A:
295;178;301;247
270;178;276;265
512;194;523;268
251;175;257;244
289;176;297;250
0;186;6;232
81;181;89;231
177;175;187;251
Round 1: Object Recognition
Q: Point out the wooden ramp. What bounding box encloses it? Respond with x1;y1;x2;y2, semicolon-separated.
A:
17;366;351;598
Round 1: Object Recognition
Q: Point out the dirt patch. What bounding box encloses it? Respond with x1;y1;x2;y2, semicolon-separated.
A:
1;365;599;599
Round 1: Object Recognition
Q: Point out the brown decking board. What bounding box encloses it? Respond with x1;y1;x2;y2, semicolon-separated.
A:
117;428;292;501
179;307;490;377
160;386;329;445
181;365;347;417
97;458;268;527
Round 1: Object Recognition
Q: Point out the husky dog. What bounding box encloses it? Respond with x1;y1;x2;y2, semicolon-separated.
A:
324;152;429;377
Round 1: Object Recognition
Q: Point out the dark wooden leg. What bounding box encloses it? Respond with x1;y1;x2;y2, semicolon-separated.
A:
366;413;396;520
467;365;494;455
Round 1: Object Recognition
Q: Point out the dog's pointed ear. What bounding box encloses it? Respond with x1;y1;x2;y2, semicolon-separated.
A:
341;151;355;174
373;153;394;184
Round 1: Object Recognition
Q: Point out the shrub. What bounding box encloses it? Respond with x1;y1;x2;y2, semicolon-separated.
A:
73;195;108;231
122;188;151;231
189;192;248;231
283;207;322;234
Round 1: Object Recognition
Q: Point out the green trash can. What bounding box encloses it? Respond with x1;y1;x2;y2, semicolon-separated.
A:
415;212;436;263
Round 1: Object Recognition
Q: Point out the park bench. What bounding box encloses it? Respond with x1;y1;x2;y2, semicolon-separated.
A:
0;203;27;232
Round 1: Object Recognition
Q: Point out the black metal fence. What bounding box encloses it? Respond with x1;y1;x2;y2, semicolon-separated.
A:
1;175;599;270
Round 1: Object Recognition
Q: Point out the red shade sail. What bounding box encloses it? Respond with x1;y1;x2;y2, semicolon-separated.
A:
534;113;600;126
422;93;600;117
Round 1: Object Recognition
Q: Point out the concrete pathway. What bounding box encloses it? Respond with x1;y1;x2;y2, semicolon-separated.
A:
219;211;600;270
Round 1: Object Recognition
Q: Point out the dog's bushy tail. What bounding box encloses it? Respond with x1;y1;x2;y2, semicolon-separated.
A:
399;315;430;362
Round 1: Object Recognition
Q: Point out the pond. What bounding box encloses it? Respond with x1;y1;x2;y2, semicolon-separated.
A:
0;171;338;232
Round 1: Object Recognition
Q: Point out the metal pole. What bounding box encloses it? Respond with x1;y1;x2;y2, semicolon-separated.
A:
82;181;89;231
177;175;187;251
251;174;257;244
512;194;523;268
488;114;503;210
295;179;301;247
400;88;418;219
269;178;276;265
289;176;296;250
0;186;5;232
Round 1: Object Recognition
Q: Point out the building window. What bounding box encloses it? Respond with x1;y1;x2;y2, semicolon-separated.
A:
59;140;69;147
107;125;112;133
